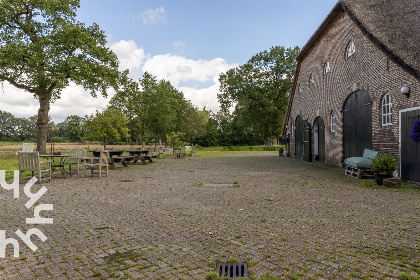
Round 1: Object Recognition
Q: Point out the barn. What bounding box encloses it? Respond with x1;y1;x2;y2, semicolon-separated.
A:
282;0;420;182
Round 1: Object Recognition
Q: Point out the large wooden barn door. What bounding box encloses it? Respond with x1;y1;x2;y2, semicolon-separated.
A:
400;108;420;182
302;120;312;162
295;116;303;159
343;91;372;159
314;117;325;163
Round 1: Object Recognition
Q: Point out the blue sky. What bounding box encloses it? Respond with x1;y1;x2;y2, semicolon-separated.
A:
77;0;337;64
1;0;338;123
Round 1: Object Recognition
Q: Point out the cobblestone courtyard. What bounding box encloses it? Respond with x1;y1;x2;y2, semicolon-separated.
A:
0;153;419;279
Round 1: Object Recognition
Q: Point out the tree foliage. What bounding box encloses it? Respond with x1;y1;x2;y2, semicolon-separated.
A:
84;108;129;149
218;46;300;141
110;72;208;146
0;0;127;153
62;115;85;142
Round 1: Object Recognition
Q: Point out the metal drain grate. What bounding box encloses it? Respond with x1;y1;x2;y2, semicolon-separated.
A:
94;226;110;230
216;262;248;278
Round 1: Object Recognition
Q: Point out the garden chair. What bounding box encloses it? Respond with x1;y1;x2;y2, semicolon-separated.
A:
82;150;109;178
63;149;86;175
18;152;51;184
15;143;34;155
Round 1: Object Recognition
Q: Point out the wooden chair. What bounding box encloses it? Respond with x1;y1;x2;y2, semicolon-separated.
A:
82;150;109;178
64;149;86;175
16;143;34;155
173;148;186;159
18;152;52;184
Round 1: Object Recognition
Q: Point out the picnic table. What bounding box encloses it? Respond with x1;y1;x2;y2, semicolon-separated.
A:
89;150;134;169
126;150;157;164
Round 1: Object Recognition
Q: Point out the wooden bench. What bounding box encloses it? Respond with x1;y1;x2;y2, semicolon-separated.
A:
144;154;158;163
109;155;135;168
345;166;375;179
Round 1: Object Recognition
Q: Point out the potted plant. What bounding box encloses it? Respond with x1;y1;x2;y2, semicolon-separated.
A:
410;119;420;143
279;146;285;157
370;153;399;185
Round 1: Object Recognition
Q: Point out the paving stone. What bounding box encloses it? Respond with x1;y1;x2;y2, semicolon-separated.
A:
0;153;419;279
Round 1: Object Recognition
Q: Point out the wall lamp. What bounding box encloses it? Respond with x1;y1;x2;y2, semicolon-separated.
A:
401;86;410;98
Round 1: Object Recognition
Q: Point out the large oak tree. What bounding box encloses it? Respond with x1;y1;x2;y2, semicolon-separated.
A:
0;0;127;153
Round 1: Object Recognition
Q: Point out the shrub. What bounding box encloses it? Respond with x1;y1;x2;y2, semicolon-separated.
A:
262;146;276;151
370;153;399;175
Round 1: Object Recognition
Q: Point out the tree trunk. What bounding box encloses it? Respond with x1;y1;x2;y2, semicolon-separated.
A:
36;94;51;154
104;136;107;150
155;133;158;148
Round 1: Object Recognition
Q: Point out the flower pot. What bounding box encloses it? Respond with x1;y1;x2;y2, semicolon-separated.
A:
374;173;392;185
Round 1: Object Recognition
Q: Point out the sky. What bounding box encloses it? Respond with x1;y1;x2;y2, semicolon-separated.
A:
0;0;338;123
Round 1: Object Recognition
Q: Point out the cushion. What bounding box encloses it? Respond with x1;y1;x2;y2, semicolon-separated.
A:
362;148;379;160
344;157;373;169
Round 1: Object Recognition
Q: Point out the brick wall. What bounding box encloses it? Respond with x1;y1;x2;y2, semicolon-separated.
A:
287;11;420;166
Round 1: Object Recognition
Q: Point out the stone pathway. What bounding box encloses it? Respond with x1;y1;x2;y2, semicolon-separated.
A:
0;153;419;279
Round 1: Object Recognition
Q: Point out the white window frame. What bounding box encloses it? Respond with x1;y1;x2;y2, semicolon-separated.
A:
324;61;330;74
298;84;302;94
309;74;314;88
382;93;392;126
331;111;336;132
346;41;356;58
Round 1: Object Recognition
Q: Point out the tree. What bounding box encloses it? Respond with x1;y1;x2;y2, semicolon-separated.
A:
140;73;179;146
84;108;129;149
110;72;188;147
0;0;127;153
13;116;36;141
218;46;300;142
0;110;15;140
60;115;85;142
183;106;208;145
195;111;219;147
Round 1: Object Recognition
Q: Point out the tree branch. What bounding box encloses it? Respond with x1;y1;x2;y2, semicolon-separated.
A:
10;4;38;43
0;73;37;94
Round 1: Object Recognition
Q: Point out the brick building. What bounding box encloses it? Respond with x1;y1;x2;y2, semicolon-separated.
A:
283;0;420;181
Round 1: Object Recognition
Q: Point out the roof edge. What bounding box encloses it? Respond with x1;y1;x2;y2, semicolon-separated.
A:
282;61;301;137
341;1;420;82
297;2;344;61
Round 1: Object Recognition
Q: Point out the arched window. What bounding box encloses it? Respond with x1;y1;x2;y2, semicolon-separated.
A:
331;111;336;132
309;74;314;88
346;41;356;58
382;93;392;125
324;61;331;74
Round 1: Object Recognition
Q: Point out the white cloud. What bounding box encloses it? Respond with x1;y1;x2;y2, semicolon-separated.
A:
142;54;237;111
142;54;234;87
173;40;186;50
0;40;237;123
0;81;112;123
141;6;166;24
109;40;147;79
51;83;112;121
180;84;222;112
0;82;39;118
